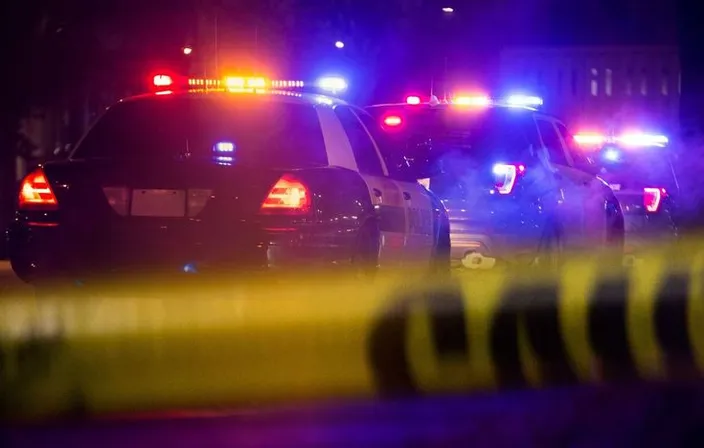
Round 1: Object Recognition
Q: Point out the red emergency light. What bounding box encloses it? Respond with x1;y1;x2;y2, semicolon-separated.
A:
152;74;174;87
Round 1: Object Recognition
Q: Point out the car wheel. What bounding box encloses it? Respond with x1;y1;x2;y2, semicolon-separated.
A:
351;223;380;279
532;224;563;270
430;216;451;277
605;201;625;251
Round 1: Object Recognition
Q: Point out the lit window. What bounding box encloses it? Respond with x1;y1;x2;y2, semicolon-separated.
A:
590;68;598;96
605;68;612;96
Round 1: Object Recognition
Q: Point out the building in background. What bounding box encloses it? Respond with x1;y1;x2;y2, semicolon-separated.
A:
499;46;680;136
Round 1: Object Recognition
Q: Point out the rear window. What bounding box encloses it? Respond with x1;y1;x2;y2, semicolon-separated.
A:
367;106;535;162
588;146;677;187
73;96;328;169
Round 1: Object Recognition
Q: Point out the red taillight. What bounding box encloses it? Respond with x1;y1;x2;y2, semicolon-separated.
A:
406;95;421;105
644;187;666;212
492;163;525;195
18;168;58;210
383;115;402;127
260;174;311;214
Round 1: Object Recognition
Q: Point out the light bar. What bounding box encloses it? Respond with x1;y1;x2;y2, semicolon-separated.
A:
574;132;668;148
188;78;222;87
574;134;606;145
616;133;668;147
271;80;305;88
152;74;335;95
224;76;267;90
453;95;491;106
504;94;543;107
316;76;347;93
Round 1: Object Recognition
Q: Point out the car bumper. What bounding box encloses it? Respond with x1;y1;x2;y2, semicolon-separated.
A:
448;223;541;269
7;221;353;283
443;196;545;269
622;211;678;255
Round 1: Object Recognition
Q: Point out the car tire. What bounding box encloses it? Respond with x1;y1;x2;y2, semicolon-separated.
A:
430;216;451;277
351;222;380;279
605;200;625;252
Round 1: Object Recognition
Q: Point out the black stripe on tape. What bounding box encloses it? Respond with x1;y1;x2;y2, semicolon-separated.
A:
522;283;578;385
428;288;468;358
588;276;635;381
368;293;418;396
491;281;576;388
654;273;695;375
368;281;466;397
489;283;524;388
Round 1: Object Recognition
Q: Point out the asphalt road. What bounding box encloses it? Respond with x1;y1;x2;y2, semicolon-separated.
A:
0;260;31;298
3;385;704;447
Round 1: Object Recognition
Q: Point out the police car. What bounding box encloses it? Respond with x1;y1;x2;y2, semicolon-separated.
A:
366;94;625;268
572;131;678;258
7;75;450;286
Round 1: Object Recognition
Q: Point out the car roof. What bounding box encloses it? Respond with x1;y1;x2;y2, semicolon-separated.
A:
118;90;349;108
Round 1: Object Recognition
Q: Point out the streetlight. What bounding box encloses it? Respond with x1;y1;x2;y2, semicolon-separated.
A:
335;41;345;49
183;46;193;55
442;7;454;13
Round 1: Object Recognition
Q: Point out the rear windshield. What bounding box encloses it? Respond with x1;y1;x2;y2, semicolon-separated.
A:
72;96;328;169
588;146;677;187
367;106;537;162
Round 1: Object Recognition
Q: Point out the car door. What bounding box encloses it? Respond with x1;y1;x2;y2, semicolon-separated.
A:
553;120;611;244
534;116;590;248
353;108;436;262
334;105;407;267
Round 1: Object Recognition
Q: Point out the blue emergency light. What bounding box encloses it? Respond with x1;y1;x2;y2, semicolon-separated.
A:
504;94;543;108
316;76;348;94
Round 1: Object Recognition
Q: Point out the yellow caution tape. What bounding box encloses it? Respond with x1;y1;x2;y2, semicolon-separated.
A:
1;253;704;421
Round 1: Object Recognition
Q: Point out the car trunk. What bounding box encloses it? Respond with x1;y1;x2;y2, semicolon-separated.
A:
597;149;678;214
43;158;284;270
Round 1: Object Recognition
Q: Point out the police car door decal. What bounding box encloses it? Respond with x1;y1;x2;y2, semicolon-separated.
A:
324;106;407;266
352;109;435;262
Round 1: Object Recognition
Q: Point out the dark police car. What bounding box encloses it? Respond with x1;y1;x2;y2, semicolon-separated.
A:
7;76;450;286
367;94;625;269
571;131;678;261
